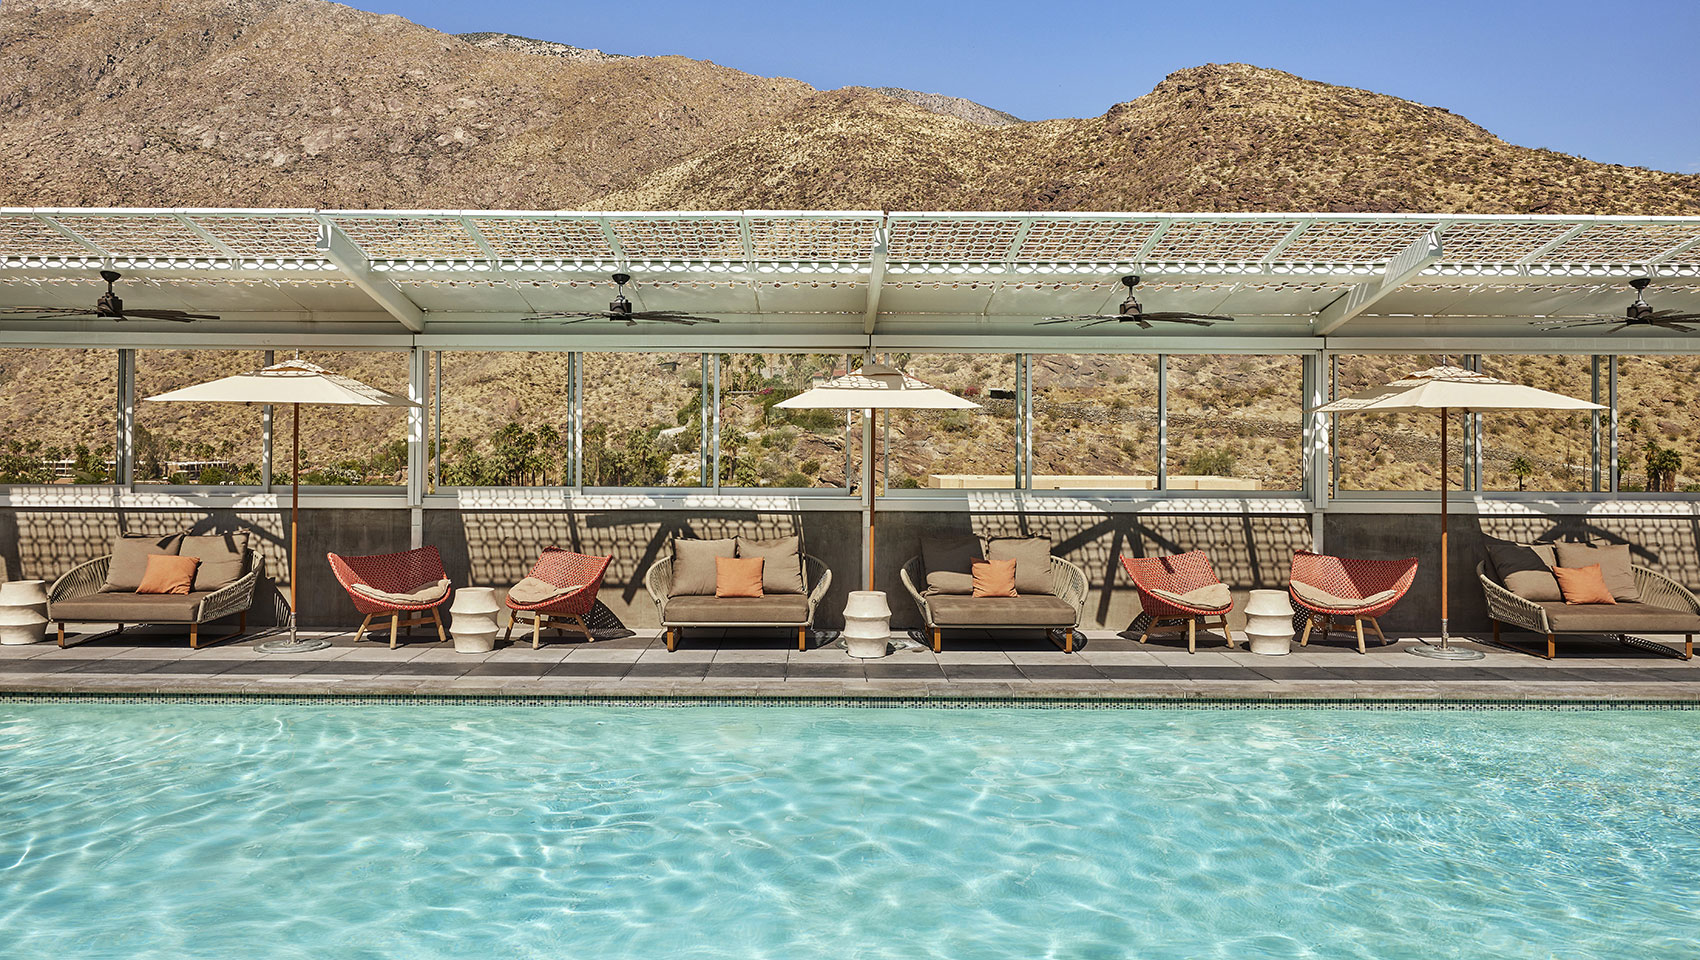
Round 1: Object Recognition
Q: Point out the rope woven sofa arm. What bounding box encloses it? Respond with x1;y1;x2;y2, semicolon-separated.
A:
899;557;932;627
644;552;673;611
49;555;111;606
1049;556;1089;628
1632;565;1700;615
196;557;264;623
1476;562;1550;633
803;555;832;614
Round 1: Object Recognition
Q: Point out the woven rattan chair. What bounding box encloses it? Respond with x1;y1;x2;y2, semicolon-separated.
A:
1120;551;1235;654
503;548;613;649
1477;560;1699;659
1289;550;1418;654
899;554;1088;653
327;545;451;649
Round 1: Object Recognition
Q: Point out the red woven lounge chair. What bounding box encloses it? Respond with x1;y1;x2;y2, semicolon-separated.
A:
327;545;452;649
1288;550;1418;654
503;548;613;649
1120;551;1236;654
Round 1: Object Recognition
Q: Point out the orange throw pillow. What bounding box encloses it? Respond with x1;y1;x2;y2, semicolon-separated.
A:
971;558;1018;597
136;554;199;595
715;556;764;598
1553;564;1617;605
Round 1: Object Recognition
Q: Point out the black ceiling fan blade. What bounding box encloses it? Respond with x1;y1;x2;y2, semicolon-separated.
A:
1143;312;1236;322
1152;317;1215;327
1652;312;1700;322
1538;319;1616;329
1650;321;1697;333
632;311;722;324
123;309;218;322
0;306;96;318
1079;318;1118;328
1038;314;1115;324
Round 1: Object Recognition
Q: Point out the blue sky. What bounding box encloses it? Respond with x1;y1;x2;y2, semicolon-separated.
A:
364;0;1700;174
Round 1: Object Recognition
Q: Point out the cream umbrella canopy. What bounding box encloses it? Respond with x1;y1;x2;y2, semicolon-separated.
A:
1314;365;1605;659
145;359;418;653
775;362;979;589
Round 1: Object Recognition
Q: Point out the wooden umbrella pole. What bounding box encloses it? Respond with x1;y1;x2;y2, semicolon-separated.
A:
291;401;300;632
1439;407;1449;645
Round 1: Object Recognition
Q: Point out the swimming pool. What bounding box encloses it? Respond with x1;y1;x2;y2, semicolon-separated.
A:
2;704;1696;959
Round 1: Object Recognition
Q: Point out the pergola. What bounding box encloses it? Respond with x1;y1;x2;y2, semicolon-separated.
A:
2;207;1699;509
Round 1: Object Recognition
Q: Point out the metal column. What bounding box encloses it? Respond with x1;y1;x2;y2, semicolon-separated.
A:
406;346;428;548
116;348;135;489
1155;355;1168;490
261;349;275;490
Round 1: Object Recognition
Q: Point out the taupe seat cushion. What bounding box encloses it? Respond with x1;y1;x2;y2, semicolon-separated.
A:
1291;581;1397;611
923;594;1077;627
351;578;450;606
1535;600;1700;635
53;591;220;623
507;576;577;606
1150;583;1232;611
663;595;810;624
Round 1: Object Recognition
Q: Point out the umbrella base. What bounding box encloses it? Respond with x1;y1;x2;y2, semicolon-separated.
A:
256;636;332;654
1408;639;1485;661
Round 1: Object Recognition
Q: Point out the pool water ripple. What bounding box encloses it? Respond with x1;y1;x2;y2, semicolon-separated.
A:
2;706;1698;959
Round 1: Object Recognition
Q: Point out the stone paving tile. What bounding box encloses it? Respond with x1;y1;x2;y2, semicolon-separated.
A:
787;663;865;680
940;664;1027;681
0;658;81;675
1016;663;1109;681
142;659;244;676
460;662;557;678
713;648;797;662
638;648;714;663
548;661;635;679
863;662;946;680
1167;665;1281;682
1095;665;1186;681
705;662;787;679
565;646;649;663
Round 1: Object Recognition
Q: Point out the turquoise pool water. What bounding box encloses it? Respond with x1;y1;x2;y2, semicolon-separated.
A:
2;705;1697;959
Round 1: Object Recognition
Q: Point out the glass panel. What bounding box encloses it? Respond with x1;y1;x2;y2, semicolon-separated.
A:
0;348;117;484
716;354;851;488
1476;355;1593;492
882;354;1018;490
583;352;703;487
135;350;264;486
1166;354;1303;491
1031;354;1159;490
435;352;573;487
1331;354;1462;491
287;351;410;486
1617;355;1700;492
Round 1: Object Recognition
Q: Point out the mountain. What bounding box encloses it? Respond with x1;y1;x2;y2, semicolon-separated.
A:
2;0;1696;213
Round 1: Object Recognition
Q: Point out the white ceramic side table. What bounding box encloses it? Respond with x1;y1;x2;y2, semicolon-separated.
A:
843;590;892;659
1244;588;1295;656
449;587;500;654
0;580;48;645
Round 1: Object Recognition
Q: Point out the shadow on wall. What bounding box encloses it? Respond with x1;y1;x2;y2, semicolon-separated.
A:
875;511;1314;632
426;509;862;630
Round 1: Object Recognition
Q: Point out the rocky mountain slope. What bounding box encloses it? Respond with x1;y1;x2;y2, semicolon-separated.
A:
2;0;1696;212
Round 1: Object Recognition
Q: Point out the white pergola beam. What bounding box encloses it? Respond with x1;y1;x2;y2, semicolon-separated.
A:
315;221;426;332
1314;229;1444;335
863;224;889;335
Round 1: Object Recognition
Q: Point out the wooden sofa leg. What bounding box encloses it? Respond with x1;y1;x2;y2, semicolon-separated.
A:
1187;618;1196;655
1354;618;1366;655
797;626;806;652
1546;632;1556;660
57;622;65;648
1492;620;1500;644
190;623;199;649
1064;628;1074;654
932;627;942;653
666;628;677;652
389;614;400;650
1687;634;1693;661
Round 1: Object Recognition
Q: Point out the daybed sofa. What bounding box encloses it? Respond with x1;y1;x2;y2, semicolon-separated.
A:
899;535;1087;653
1478;538;1700;660
49;531;263;649
645;535;830;651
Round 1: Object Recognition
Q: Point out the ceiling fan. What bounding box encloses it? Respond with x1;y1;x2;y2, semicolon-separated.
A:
524;273;722;326
0;270;218;323
1537;278;1700;333
1038;275;1236;328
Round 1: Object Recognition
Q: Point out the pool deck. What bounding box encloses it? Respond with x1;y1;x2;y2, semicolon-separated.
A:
2;624;1697;702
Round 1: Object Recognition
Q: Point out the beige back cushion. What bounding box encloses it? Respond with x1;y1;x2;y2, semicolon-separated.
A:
1484;539;1562;602
1553;543;1639;603
102;534;184;593
670;538;736;597
986;537;1053;595
735;535;804;595
181;531;250;591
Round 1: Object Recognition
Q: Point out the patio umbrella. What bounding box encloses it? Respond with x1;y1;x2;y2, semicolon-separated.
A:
775;362;979;590
145;359;418;653
1313;364;1604;659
